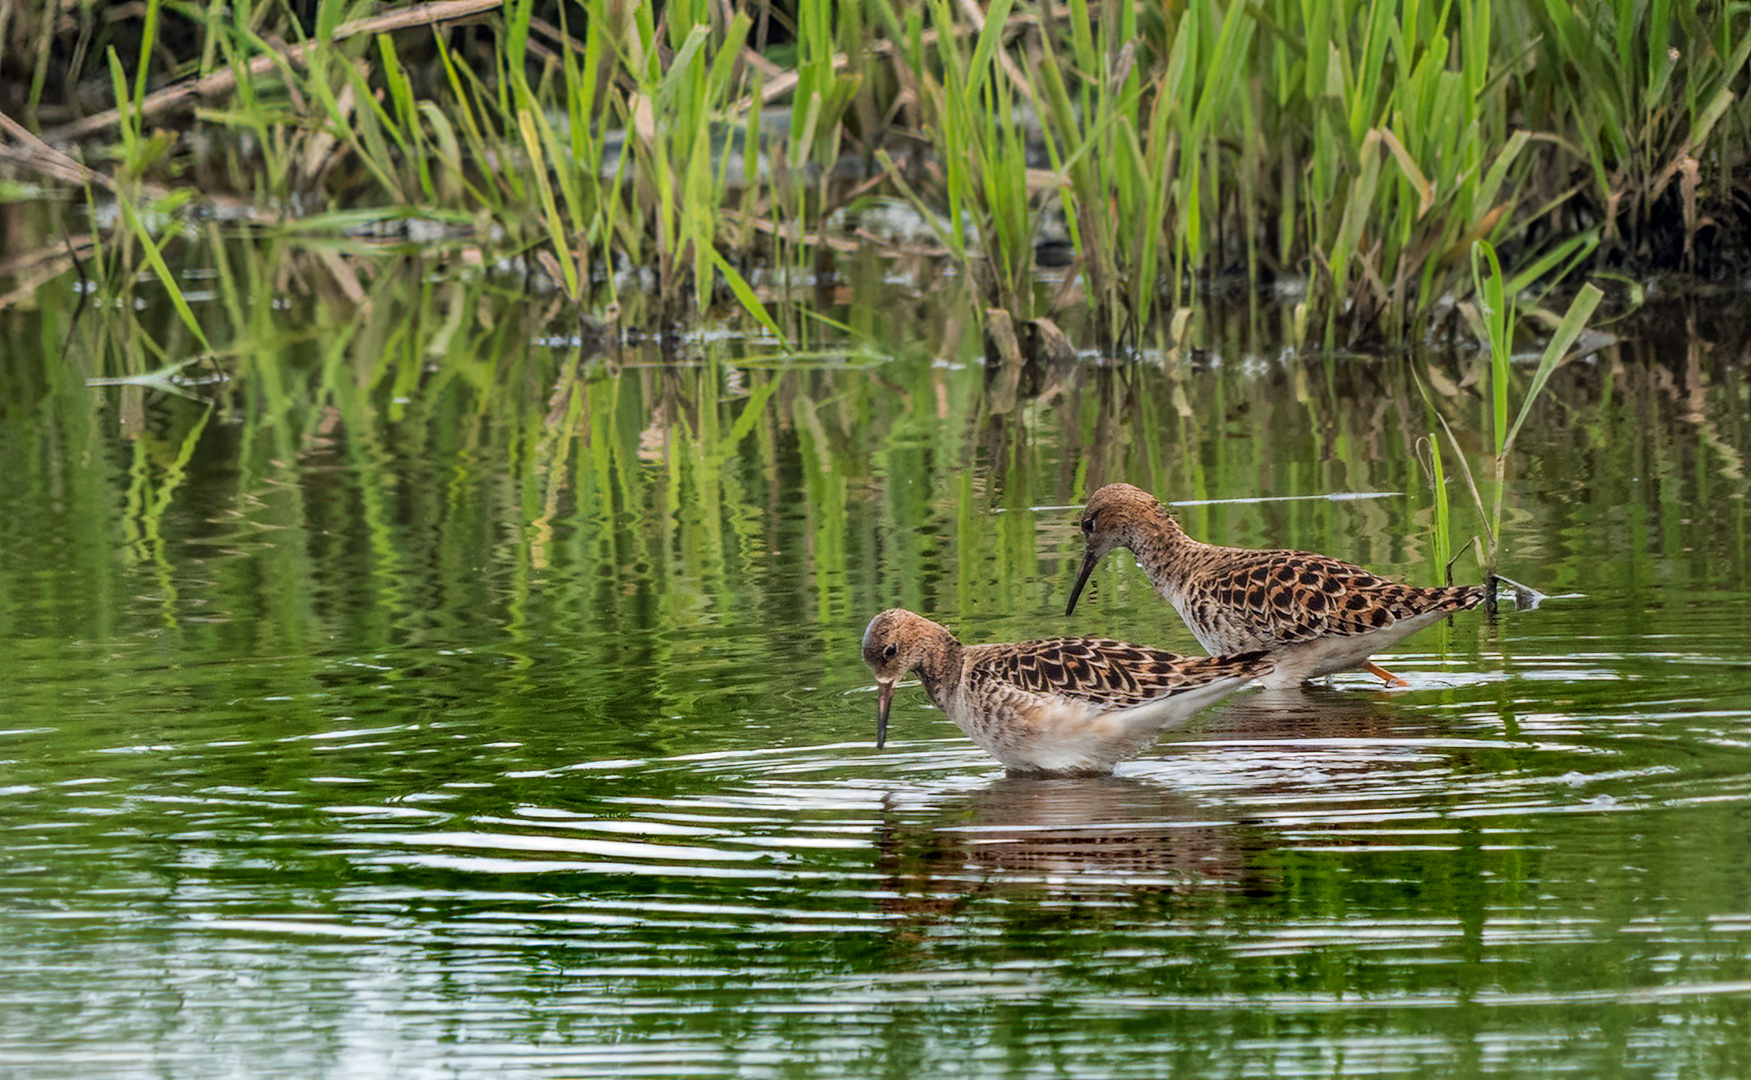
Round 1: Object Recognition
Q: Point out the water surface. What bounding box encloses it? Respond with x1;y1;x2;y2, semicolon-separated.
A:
2;286;1749;1078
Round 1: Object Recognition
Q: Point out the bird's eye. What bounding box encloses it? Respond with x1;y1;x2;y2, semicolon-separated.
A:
882;643;898;661
1081;515;1095;533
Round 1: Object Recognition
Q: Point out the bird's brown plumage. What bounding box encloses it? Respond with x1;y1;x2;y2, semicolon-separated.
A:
1067;483;1483;687
861;608;1272;776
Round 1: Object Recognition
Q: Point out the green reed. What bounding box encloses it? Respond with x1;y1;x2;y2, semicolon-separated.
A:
1421;240;1604;586
1507;0;1751;266
927;0;1032;318
6;0;1748;357
1030;0;1161;343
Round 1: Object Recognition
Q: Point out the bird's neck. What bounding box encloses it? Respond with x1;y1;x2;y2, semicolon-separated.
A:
1130;509;1200;586
914;631;964;710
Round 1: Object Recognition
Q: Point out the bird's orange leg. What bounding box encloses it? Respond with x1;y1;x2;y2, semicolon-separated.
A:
1366;660;1409;688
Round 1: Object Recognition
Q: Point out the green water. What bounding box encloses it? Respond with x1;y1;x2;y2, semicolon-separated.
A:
3;284;1750;1078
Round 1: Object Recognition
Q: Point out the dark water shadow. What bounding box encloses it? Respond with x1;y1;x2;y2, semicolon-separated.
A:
1192;681;1413;741
873;772;1284;921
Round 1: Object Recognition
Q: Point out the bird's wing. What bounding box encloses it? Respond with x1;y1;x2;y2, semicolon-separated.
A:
1196;550;1481;645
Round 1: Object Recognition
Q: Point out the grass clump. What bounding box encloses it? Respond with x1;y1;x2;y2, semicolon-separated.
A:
1417;240;1604;596
0;0;1746;353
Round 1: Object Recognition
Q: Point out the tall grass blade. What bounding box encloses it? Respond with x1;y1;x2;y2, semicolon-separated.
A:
1502;283;1604;455
1470;240;1511;457
518;107;578;297
115;199;212;353
706;246;791;351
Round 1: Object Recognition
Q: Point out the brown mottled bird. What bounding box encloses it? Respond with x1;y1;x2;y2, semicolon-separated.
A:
860;608;1273;776
1066;483;1496;689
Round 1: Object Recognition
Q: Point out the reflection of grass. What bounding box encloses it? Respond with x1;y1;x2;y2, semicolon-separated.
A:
15;256;1748;689
5;0;1741;352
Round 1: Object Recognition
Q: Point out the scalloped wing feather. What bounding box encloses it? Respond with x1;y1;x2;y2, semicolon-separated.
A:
1188;550;1485;649
980;637;1272;706
956;640;1273;774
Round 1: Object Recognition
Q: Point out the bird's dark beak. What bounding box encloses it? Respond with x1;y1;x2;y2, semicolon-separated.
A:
875;680;894;748
1066;547;1101;616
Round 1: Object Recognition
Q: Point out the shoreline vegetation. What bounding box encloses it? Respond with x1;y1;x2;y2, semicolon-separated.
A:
0;0;1746;355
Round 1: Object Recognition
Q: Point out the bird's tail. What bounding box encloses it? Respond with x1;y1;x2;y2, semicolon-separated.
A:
1487;573;1545;611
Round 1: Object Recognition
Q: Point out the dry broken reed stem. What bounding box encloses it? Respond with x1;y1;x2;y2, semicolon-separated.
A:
42;0;505;143
0;111;113;187
0;235;98;312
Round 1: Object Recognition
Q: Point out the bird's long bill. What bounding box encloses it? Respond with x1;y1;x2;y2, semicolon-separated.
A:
1065;549;1101;616
875;680;894;748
